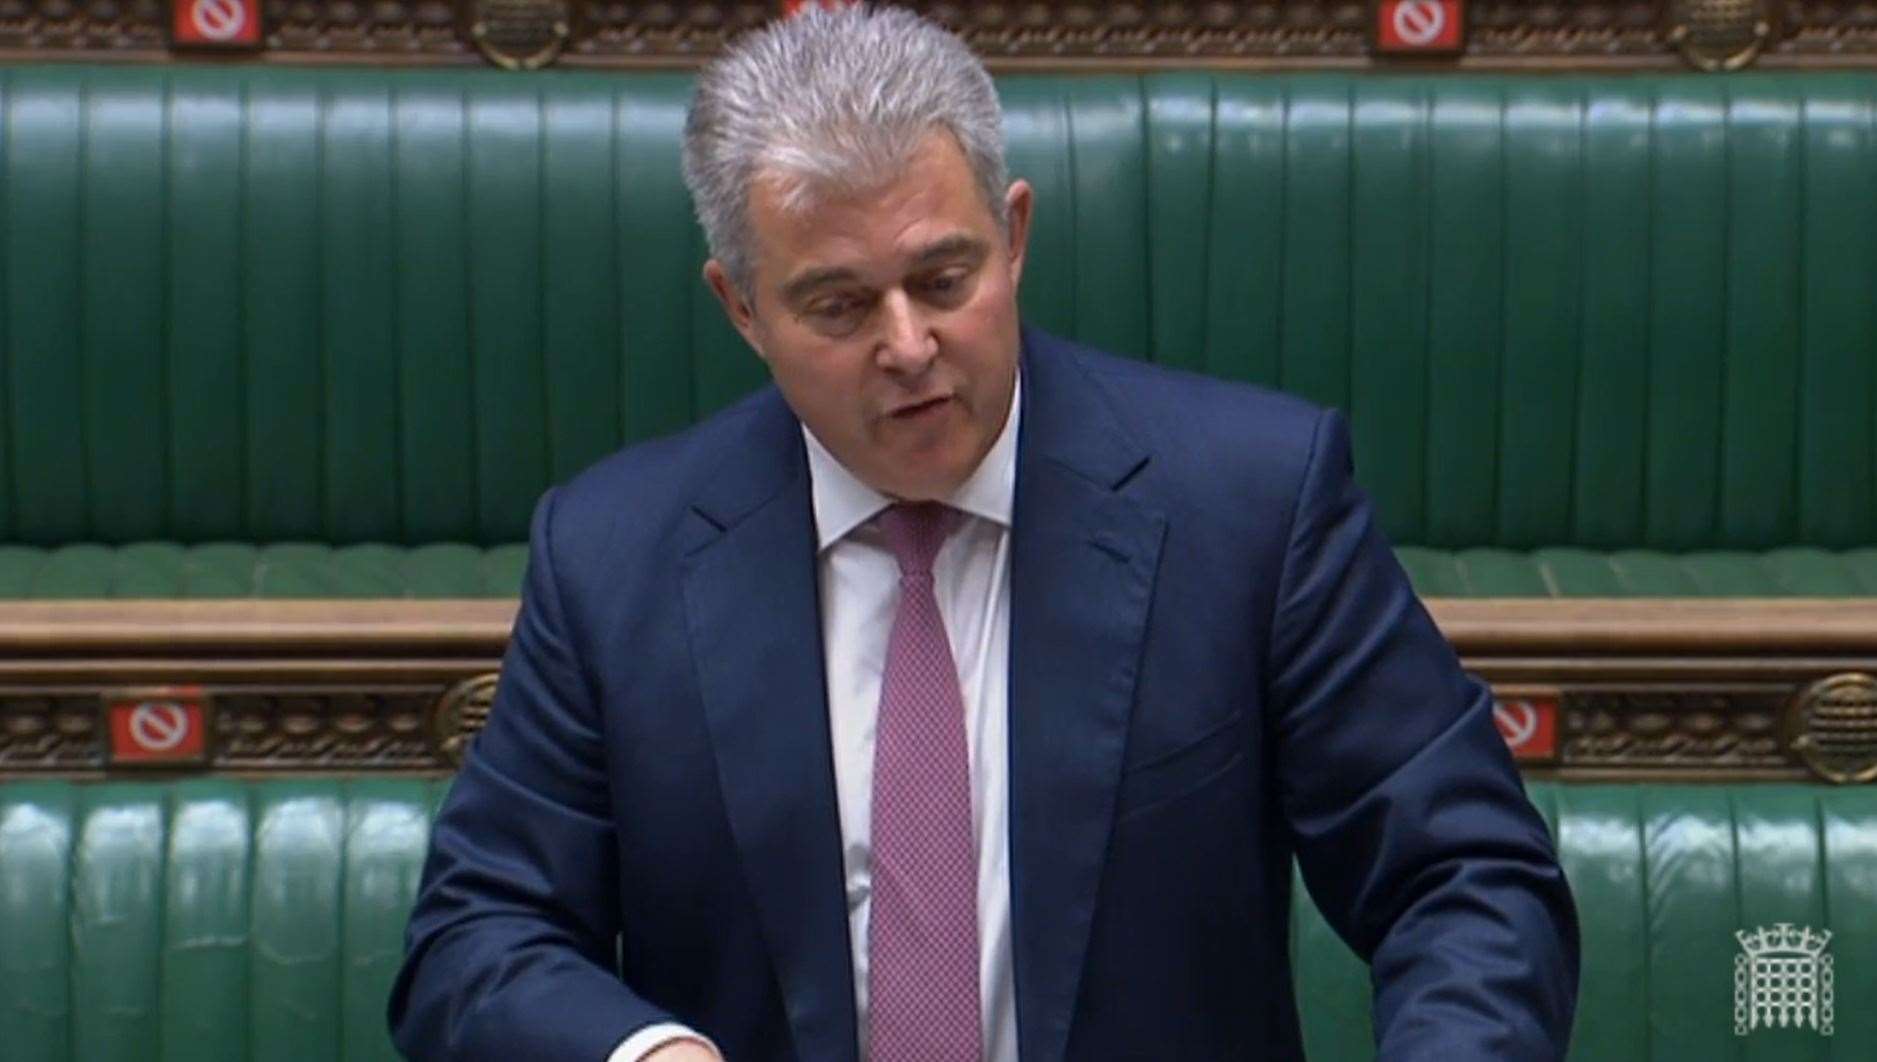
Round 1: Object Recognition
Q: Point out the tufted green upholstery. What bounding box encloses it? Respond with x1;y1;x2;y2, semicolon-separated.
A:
1291;783;1877;1059
0;779;446;1062
0;543;527;598
3;68;1876;593
3;779;1872;1059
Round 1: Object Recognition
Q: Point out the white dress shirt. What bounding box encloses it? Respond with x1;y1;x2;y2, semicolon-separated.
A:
614;378;1022;1062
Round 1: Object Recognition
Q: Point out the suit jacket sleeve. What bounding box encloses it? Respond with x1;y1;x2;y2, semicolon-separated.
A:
389;487;675;1059
1269;410;1581;1059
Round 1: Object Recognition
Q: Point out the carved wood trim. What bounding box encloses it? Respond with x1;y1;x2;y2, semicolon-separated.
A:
0;0;1874;70
6;597;1873;658
3;597;1876;781
1425;599;1877;656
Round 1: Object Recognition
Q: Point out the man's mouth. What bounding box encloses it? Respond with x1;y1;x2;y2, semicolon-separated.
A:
890;396;951;419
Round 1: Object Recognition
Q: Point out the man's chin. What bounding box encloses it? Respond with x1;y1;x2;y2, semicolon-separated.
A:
880;481;959;504
874;461;971;503
862;439;978;501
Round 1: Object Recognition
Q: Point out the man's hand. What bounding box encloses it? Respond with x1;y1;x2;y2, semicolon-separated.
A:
644;1039;723;1061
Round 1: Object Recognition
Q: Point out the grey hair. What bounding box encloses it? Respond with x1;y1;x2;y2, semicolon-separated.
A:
680;5;1010;296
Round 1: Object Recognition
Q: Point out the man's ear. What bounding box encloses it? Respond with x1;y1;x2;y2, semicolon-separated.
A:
1003;179;1034;290
703;259;765;355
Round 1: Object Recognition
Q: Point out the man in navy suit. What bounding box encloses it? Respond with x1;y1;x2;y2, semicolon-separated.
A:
390;7;1578;1060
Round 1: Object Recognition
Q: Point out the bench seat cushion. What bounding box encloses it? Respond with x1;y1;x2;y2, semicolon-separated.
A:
0;543;528;598
4;542;1877;598
1397;545;1877;597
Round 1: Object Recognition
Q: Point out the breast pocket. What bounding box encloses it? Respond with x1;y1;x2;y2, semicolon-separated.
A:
1113;709;1249;823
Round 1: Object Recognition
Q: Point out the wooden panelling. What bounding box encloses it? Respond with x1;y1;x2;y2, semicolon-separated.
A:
0;0;1872;71
3;598;1875;782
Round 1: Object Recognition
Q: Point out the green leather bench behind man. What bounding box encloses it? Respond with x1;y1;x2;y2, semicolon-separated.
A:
2;780;1872;1059
1;68;1875;599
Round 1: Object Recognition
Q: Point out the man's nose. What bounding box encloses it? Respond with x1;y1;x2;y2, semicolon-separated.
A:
874;288;938;373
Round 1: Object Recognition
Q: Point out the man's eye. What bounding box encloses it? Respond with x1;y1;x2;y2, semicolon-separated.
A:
809;296;864;320
798;294;871;337
919;270;971;301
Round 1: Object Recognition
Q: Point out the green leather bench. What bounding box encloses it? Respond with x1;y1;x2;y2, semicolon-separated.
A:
3;779;1872;1059
3;68;1877;598
2;66;1873;1059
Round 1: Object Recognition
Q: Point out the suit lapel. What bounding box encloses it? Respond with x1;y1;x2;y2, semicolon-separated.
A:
680;392;859;1062
1008;331;1166;1062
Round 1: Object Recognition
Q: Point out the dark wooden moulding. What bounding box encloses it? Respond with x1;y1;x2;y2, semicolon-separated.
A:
3;598;1876;784
0;1;1872;72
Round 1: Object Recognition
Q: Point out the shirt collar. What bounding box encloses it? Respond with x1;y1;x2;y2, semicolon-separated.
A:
802;373;1022;552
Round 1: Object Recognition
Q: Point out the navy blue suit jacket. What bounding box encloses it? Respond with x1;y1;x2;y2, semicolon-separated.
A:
390;326;1579;1060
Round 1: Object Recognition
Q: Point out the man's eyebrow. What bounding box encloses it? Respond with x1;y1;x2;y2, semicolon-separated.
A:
778;235;990;304
779;266;860;305
911;234;989;266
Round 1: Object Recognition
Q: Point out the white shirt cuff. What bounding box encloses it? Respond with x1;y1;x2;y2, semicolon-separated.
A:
607;1022;719;1062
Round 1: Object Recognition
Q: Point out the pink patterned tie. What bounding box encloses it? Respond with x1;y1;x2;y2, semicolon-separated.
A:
867;502;981;1062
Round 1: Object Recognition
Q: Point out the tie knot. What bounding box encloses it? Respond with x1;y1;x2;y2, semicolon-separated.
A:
877;502;959;576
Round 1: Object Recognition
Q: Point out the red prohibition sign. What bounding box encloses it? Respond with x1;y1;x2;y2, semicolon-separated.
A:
128;701;191;752
1391;0;1446;46
191;0;246;41
1493;700;1539;748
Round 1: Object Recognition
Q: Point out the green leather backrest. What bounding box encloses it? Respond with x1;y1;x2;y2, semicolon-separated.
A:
1290;783;1877;1060
4;68;1875;551
0;778;447;1062
3;779;1873;1060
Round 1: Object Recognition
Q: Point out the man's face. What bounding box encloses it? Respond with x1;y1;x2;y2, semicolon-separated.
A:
705;131;1033;501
